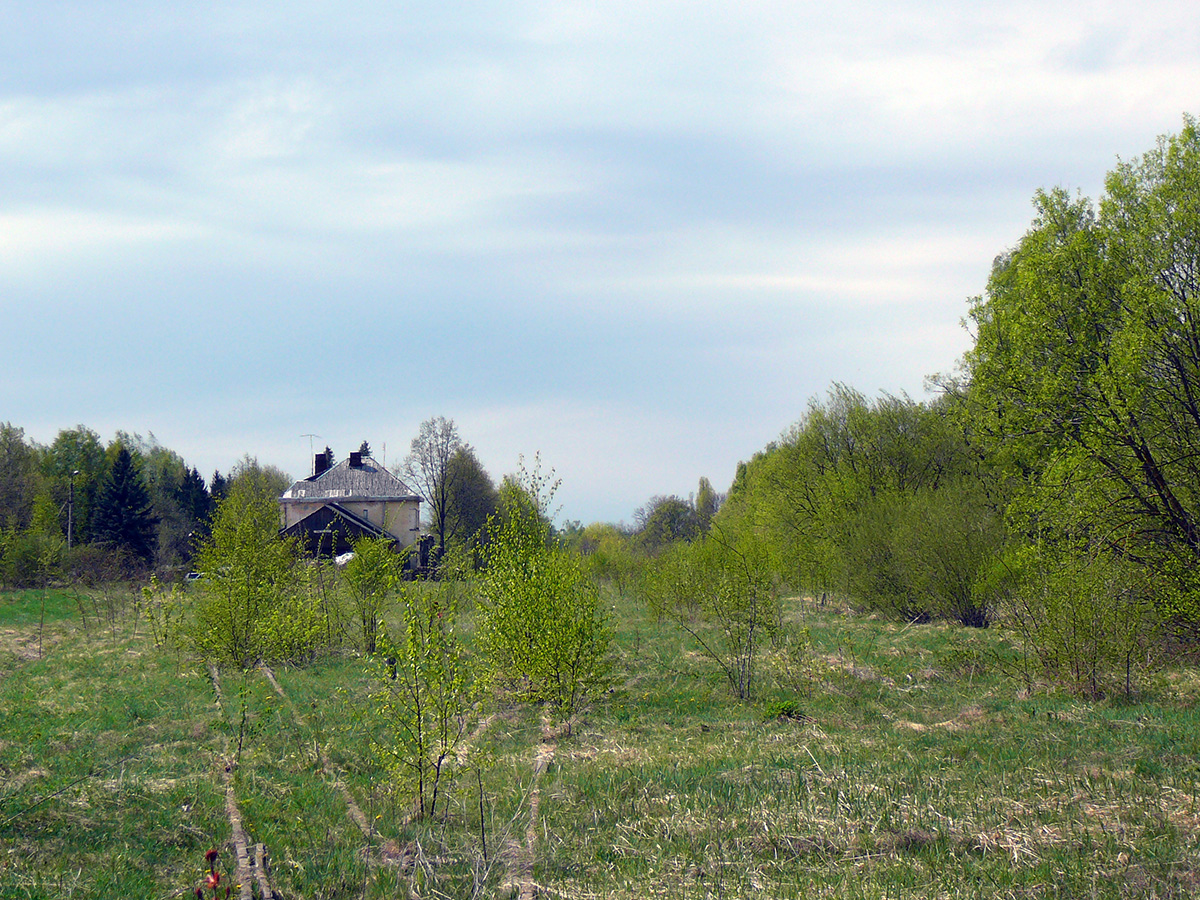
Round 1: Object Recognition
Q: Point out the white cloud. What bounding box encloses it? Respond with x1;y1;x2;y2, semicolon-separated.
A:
211;79;331;162
0;208;204;277
3;0;1200;523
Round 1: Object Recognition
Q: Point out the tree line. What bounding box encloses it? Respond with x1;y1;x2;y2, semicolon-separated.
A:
0;424;291;588
643;115;1200;699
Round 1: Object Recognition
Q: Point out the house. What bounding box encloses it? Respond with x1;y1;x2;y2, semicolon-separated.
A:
279;450;423;558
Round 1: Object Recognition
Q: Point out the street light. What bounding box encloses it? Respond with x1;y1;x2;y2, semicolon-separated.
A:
68;470;79;550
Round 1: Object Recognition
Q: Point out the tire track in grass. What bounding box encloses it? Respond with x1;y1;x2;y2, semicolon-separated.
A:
208;664;276;900
258;664;413;868
502;709;559;900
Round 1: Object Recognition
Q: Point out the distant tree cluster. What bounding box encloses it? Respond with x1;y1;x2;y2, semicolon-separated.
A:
0;423;281;587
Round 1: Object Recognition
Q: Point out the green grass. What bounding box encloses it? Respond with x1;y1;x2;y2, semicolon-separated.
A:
0;588;90;629
3;587;1200;897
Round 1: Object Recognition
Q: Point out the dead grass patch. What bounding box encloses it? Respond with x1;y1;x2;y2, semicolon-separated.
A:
895;704;988;733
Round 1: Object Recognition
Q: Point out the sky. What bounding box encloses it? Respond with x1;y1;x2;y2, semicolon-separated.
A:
3;1;1199;526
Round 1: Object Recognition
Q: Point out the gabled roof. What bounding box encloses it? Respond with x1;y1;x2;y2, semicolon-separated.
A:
280;456;419;502
280;502;402;556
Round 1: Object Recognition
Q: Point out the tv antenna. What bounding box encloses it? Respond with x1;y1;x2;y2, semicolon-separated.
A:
301;434;321;475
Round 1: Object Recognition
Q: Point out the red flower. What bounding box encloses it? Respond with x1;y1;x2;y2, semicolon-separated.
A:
205;870;221;890
205;848;219;867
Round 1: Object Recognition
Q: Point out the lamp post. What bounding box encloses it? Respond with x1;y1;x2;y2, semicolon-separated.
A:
67;470;79;550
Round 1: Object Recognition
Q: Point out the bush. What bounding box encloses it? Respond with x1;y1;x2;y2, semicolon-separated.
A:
642;530;780;700
996;543;1161;699
475;476;611;723
341;536;404;654
838;485;1002;626
64;544;143;587
188;477;324;668
0;528;62;589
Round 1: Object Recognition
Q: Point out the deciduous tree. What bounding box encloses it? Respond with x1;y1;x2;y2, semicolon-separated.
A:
400;416;463;559
439;445;498;551
190;474;316;667
965;116;1200;628
475;461;610;723
634;495;703;552
0;423;40;532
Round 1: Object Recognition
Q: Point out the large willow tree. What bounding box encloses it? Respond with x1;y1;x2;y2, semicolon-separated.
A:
966;115;1200;628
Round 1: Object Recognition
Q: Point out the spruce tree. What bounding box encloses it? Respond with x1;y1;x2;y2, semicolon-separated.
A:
210;470;228;501
92;446;158;561
177;466;212;525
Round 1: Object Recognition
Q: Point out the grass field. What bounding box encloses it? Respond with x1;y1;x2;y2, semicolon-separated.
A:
3;583;1200;898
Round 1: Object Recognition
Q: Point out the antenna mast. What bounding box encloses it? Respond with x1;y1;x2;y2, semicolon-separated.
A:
300;433;321;476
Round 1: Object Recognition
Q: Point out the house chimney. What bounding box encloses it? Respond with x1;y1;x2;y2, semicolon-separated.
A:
314;452;331;476
349;451;363;469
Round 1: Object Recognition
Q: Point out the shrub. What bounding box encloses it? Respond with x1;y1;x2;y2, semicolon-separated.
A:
188;476;321;668
341;536;405;654
475;472;611;723
643;530;780;700
996;543;1161;699
372;579;473;819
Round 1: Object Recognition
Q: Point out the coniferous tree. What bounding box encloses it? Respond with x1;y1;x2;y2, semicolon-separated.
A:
210;470;228;501
92;446;158;562
177;466;212;525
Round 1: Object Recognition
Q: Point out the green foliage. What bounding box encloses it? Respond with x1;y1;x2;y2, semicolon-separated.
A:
42;425;106;544
695;475;720;530
189;475;322;668
341;536;403;654
0;422;41;532
720;385;998;624
138;575;186;648
371;580;474;819
440;445;498;553
838;482;1003;626
993;543;1161;699
225;454;292;498
579;522;640;601
476;460;611;721
895;484;1004;627
642;529;780;700
123;436;212;569
965;116;1200;629
634;495;704;552
0;526;63;590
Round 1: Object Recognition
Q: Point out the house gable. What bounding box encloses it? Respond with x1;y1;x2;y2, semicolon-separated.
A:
280;503;398;557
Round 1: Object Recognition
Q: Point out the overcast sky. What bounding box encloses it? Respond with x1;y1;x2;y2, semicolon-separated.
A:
2;1;1197;525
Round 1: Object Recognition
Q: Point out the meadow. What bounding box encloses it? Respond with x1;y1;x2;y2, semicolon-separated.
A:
3;583;1200;898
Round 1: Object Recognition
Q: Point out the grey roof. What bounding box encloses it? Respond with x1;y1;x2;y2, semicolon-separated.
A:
280;457;420;502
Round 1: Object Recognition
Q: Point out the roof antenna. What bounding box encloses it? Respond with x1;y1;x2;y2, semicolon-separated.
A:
301;433;321;476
